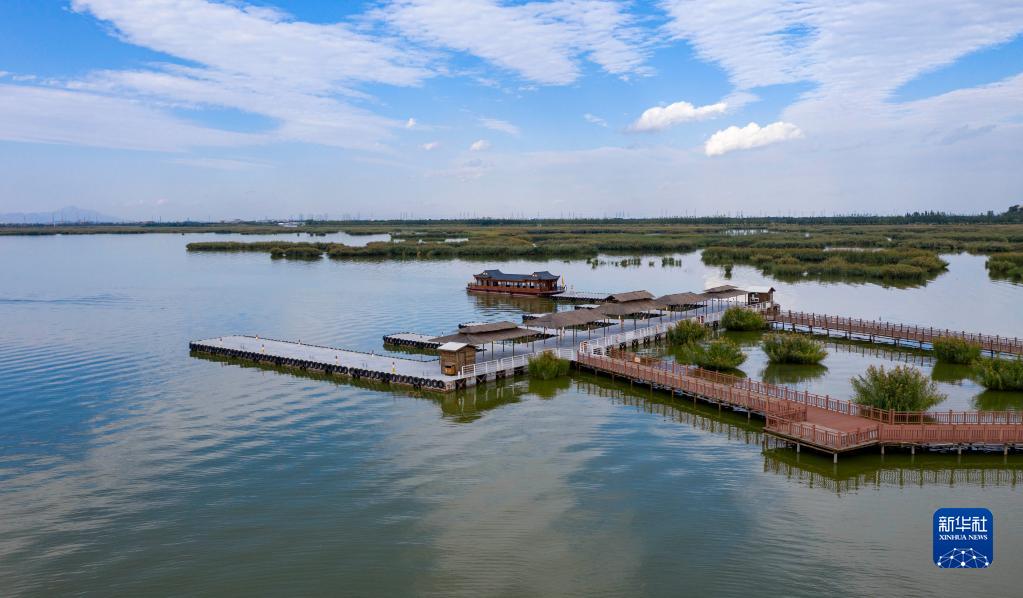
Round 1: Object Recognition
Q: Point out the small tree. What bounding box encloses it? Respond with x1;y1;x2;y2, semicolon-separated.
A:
932;337;982;364
720;307;767;331
851;365;945;411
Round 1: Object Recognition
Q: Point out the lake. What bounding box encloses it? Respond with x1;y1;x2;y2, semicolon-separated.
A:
1;233;1022;596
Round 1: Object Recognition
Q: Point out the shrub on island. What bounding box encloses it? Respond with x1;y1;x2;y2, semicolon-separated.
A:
761;334;828;364
851;365;945;411
932;337;982;364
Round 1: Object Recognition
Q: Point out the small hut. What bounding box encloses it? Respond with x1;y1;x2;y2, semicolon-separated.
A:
745;286;776;306
438;342;476;375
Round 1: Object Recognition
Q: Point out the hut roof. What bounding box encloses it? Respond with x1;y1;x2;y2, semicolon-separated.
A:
702;284;746;299
598;300;663;317
654;292;706;307
527;308;608;329
437;342;471;352
606;290;654;303
431;321;542;344
458;321;519;333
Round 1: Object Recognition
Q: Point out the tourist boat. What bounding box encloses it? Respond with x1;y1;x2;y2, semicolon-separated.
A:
467;269;565;296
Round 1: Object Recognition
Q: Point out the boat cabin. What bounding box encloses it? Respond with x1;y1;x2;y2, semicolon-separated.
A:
467;269;564;296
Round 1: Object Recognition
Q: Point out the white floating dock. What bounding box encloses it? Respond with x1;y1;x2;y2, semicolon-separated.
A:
190;335;463;390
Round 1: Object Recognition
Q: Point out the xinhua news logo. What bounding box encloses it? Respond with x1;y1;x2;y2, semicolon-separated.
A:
933;508;993;569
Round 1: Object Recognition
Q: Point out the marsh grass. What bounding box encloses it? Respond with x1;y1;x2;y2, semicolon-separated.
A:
931;337;982;364
973;358;1023;391
986;253;1023;281
170;220;1023;284
851;365;946;411
527;352;571;380
676;338;746;371
720;307;768;331
666;319;710;346
761;334;828;364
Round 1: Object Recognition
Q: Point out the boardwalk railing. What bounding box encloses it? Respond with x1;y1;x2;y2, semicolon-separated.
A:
580;302;772;356
460;347;575;378
577;353;808;418
878;426;1023;444
765;415;880;450
768;309;1023;355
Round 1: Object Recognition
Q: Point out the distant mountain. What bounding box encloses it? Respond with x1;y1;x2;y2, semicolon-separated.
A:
0;206;121;224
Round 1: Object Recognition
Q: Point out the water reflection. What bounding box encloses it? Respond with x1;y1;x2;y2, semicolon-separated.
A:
192;351;539;423
930;362;973;383
764;450;1023;494
573;372;1023;493
441;382;527;422
528;376;572;399
760;363;829;385
468;292;558;314
974;390;1023;411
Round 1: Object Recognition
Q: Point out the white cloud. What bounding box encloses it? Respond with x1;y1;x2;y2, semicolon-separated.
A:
0;84;258;151
170;157;268;170
379;0;651;84
704;121;803;156
470;139;491;151
479;117;520;136
629;100;727;132
405;117;417;129
422;141;440;150
59;0;433;151
583;113;608;127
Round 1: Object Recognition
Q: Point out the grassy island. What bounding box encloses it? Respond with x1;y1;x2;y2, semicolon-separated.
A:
762;334;828;364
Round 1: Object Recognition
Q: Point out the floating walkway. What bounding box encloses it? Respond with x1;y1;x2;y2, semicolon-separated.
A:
768;309;1023;356
551;290;612;303
382;332;444;351
191;335;576;392
191;335;458;390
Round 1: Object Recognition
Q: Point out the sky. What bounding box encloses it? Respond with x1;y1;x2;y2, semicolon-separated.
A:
0;0;1021;220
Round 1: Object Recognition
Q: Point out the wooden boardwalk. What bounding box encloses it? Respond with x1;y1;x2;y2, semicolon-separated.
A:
576;352;1023;459
768;309;1023;356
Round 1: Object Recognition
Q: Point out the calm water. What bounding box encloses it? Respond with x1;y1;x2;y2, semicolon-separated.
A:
1;235;1022;596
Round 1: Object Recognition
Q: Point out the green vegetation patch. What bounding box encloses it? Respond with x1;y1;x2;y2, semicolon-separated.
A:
931;337;982;364
527;352;571;380
720;307;768;331
851;365;946;411
168;219;1023;285
702;246;948;285
761;334;828;364
677;338;747;371
973;357;1023;391
986;253;1023;282
666;319;711;346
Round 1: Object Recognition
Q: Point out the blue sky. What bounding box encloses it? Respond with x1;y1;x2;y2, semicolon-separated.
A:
0;1;1021;220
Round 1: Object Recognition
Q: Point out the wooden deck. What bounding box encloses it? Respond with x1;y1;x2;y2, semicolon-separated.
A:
576;352;1023;459
768;309;1023;356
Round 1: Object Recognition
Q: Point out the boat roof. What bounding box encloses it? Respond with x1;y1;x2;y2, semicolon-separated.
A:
475;269;560;281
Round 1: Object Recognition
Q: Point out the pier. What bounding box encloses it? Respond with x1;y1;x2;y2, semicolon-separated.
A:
190;282;1023;459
